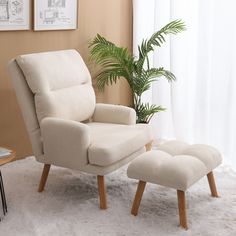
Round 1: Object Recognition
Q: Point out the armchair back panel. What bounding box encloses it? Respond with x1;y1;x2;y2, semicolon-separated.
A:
8;60;43;157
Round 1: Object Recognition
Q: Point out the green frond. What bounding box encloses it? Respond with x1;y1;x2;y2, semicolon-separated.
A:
147;67;176;81
136;19;186;69
158;19;186;35
96;65;129;91
132;67;176;97
135;103;166;123
89;34;134;67
89;34;134;88
132;70;156;96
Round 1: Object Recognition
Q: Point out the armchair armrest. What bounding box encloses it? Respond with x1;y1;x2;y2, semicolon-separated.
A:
41;117;90;169
92;103;136;125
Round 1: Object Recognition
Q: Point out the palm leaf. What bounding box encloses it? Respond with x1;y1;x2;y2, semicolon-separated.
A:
135;103;166;123
89;34;134;89
89;34;131;64
96;64;129;91
132;70;156;96
136;19;186;71
132;67;176;96
147;67;176;81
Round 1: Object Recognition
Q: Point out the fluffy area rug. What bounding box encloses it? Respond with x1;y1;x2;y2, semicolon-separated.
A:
0;157;236;236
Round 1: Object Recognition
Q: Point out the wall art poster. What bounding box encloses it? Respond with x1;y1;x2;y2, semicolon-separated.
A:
0;0;29;31
34;0;78;31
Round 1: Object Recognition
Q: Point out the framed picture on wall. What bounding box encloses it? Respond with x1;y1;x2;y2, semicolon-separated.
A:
34;0;78;31
0;0;30;31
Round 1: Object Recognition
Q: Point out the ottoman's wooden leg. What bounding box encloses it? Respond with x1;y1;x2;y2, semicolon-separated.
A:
207;171;219;197
145;141;153;151
177;190;188;230
131;181;146;216
97;175;107;209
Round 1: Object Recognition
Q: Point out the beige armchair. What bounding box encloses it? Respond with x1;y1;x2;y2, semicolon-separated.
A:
8;50;152;209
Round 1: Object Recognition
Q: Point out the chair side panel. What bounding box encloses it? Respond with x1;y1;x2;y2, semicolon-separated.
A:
7;60;43;158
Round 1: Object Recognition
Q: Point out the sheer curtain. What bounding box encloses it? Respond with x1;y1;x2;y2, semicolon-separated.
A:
133;0;236;170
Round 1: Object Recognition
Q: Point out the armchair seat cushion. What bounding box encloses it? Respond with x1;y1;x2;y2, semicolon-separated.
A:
87;122;152;167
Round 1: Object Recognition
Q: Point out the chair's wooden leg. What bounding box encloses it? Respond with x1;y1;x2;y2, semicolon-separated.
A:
97;175;107;209
177;190;188;230
131;181;146;216
207;171;219;197
38;164;51;193
145;141;153;151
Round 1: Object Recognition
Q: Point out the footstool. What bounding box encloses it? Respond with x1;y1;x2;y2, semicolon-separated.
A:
127;140;222;229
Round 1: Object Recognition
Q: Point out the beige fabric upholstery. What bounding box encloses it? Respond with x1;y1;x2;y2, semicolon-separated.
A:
16;50;96;123
8;60;43;157
84;147;146;176
92;103;136;125
182;144;222;172
157;140;189;156
127;151;207;191
8;49;153;176
41;117;90;169
87;122;152;166
158;140;222;172
127;141;222;191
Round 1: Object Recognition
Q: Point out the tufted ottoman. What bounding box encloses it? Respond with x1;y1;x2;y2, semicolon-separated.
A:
127;140;222;229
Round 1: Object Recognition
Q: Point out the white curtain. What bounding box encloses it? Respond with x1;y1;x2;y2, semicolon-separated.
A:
133;0;236;170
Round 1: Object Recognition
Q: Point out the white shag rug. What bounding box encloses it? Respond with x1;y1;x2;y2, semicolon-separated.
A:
0;157;236;236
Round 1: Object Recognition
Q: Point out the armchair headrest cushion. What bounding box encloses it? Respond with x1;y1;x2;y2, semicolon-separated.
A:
16;49;91;93
16;50;96;123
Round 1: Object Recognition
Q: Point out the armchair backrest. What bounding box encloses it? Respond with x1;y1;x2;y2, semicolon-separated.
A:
8;59;43;157
8;50;96;158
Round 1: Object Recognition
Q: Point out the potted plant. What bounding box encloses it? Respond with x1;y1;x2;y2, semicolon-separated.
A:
89;19;185;123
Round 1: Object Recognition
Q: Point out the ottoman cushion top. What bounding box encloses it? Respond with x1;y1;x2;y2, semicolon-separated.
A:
127;141;222;191
127;150;207;191
158;140;222;172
